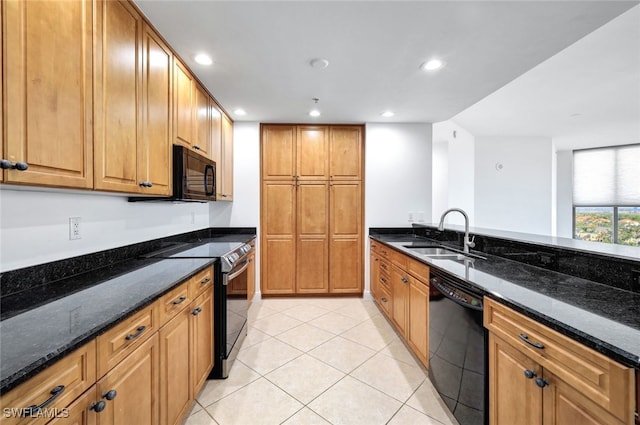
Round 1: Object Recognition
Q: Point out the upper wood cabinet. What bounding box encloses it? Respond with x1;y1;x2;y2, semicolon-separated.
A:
329;126;362;180
93;1;171;195
297;126;329;180
261;124;361;181
193;84;212;158
173;59;194;149
262;125;296;181
219;112;234;200
3;0;94;188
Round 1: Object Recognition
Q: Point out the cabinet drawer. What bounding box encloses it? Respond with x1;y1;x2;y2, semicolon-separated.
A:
376;284;392;318
159;280;191;326
189;266;214;299
0;341;96;425
389;249;407;268
484;298;635;423
378;257;391;276
97;302;159;377
377;244;390;259
407;257;430;283
370;240;380;254
378;270;391;291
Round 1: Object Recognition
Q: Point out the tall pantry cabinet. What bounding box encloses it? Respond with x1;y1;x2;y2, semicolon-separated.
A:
260;124;363;295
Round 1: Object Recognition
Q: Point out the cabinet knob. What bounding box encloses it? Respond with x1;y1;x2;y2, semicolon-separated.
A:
192;307;203;316
102;390;117;401
401;277;409;284
89;401;106;413
1;159;29;171
523;369;537;379
381;297;388;303
535;378;549;388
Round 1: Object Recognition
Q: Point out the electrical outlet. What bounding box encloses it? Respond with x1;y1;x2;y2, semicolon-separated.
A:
69;217;81;240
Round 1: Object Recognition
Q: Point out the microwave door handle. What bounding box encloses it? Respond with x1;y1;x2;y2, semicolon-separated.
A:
204;164;215;196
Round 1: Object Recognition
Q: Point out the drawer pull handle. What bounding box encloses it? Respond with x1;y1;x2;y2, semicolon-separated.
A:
23;385;65;416
380;277;387;284
0;159;29;171
535;378;549;388
200;277;211;285
381;297;388;303
380;264;388;270
519;333;544;349
192;307;203;316
125;325;146;341
102;390;117;401
172;296;187;305
523;369;537;379
89;401;106;413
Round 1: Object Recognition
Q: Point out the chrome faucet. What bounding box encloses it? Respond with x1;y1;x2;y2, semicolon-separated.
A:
437;208;475;254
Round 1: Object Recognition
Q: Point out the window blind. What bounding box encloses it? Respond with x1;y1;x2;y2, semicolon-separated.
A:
573;144;640;206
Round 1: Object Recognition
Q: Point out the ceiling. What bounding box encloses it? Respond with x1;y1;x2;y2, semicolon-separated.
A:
135;0;638;129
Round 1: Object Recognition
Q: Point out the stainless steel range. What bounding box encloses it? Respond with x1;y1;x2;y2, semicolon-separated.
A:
147;240;254;378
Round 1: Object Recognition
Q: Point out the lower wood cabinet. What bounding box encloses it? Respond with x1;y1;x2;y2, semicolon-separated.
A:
96;333;160;425
485;298;635;425
0;268;214;425
370;239;429;369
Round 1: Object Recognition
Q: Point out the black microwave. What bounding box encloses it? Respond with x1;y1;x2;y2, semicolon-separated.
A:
129;145;216;202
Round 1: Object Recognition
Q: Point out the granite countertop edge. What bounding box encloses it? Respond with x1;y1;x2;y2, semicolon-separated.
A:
369;233;640;369
0;259;216;395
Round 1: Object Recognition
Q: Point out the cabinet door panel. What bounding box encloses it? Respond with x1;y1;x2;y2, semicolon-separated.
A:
193;84;211;158
329;126;362;180
263;182;295;236
97;334;159;425
408;278;429;367
5;0;93;188
297;126;328;180
94;0;141;191
174;60;193;147
329;182;362;293
192;290;214;394
296;182;329;293
262;239;295;294
140;25;171;195
261;125;295;180
542;370;627;425
159;309;191;425
220;113;234;200
391;266;409;336
488;334;542;425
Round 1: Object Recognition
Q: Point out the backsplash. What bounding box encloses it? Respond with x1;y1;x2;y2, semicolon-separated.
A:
0;227;256;298
370;226;640;293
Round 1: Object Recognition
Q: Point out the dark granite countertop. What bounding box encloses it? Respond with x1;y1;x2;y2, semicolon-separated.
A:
0;228;257;394
0;257;214;394
370;233;640;369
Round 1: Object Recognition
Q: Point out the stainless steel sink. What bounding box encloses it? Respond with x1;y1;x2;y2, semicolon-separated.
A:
403;247;458;256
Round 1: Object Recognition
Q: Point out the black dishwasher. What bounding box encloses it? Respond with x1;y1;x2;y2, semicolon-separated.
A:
429;270;487;425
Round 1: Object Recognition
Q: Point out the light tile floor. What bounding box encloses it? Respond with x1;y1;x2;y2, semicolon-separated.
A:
185;297;458;425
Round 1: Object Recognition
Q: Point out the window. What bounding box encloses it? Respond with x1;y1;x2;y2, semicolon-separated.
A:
573;144;640;247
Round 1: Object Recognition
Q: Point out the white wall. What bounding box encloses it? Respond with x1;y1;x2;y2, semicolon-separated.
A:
365;123;433;227
474;136;553;235
364;123;433;295
0;188;209;272
555;150;574;238
432;120;475;226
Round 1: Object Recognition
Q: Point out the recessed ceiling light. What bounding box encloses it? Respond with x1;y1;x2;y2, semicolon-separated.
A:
421;59;444;71
194;53;213;66
310;58;329;69
234;108;246;116
381;111;395;118
309;110;321;117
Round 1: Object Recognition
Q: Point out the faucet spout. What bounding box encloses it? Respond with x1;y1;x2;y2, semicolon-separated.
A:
437;208;475;254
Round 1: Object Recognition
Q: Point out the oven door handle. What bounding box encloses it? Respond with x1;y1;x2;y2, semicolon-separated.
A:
224;259;250;284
